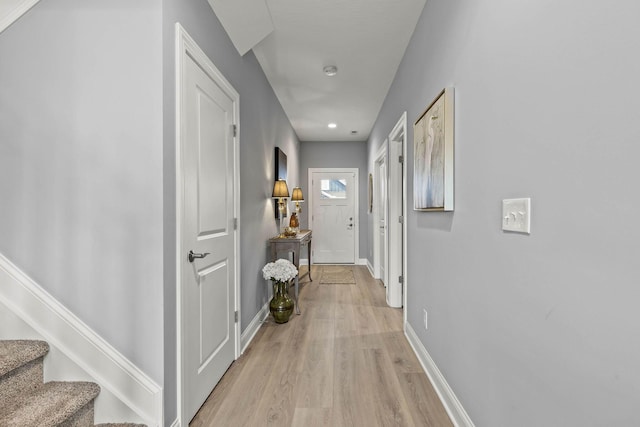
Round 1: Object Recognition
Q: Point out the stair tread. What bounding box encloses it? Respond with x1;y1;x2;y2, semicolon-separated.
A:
0;340;49;377
0;380;100;426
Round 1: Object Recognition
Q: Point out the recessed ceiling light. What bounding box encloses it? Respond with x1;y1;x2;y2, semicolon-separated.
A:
328;123;337;129
323;65;338;77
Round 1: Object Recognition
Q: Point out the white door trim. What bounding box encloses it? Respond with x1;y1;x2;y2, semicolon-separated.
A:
373;143;387;281
175;23;241;426
308;168;359;264
388;112;408;316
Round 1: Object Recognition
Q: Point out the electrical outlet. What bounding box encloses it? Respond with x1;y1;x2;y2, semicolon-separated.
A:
423;309;428;330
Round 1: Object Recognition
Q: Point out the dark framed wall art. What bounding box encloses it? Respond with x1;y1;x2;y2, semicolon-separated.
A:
274;147;288;219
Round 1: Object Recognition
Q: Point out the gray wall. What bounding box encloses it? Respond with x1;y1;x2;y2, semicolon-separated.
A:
367;0;640;425
300;141;368;261
0;0;164;381
0;0;299;425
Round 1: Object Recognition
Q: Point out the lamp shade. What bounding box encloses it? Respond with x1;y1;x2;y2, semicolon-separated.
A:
291;187;304;202
272;180;290;198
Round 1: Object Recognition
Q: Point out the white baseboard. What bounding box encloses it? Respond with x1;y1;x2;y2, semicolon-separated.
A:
0;0;41;34
169;418;180;427
0;253;162;426
357;258;367;266
366;259;374;277
240;301;269;354
404;322;474;427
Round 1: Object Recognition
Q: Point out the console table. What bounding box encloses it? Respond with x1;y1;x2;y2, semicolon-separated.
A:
268;229;312;314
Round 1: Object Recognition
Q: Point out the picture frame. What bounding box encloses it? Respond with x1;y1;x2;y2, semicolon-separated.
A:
368;173;373;213
274;147;288;219
275;146;287;182
413;87;454;211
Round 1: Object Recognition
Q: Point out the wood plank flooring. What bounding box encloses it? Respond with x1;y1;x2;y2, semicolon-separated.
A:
190;265;452;427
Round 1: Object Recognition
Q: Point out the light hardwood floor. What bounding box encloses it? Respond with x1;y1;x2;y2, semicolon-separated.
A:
190;265;453;427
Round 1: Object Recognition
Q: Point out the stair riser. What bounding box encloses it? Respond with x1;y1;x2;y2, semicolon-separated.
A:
0;356;43;405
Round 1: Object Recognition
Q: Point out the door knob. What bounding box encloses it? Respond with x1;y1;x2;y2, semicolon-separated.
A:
188;250;210;263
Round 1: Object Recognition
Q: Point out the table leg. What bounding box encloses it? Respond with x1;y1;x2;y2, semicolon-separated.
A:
307;239;313;281
294;275;301;314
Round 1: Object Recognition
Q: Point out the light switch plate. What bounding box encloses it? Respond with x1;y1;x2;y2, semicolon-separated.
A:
502;198;531;234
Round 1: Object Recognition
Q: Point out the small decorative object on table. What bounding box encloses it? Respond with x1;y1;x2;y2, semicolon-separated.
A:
289;212;299;230
262;259;298;323
284;209;300;237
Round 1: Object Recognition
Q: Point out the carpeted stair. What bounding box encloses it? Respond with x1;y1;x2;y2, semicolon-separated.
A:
0;340;146;427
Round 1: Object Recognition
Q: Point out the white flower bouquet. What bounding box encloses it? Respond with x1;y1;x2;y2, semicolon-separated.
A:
262;258;298;283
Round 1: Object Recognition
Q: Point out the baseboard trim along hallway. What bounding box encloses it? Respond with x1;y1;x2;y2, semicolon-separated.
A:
240;301;270;354
404;322;475;427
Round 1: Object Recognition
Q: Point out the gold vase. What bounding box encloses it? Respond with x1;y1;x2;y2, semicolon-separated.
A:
269;280;294;323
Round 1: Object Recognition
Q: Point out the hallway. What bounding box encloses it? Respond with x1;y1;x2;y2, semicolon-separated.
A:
190;265;452;426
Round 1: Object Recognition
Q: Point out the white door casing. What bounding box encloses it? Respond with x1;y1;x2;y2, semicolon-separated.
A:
387;114;406;308
377;156;387;287
373;143;387;282
309;168;358;264
176;24;240;424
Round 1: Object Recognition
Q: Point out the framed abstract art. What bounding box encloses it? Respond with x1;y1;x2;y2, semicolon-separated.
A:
413;87;454;211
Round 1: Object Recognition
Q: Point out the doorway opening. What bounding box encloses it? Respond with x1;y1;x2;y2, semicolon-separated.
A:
373;143;387;286
373;113;406;309
386;113;407;310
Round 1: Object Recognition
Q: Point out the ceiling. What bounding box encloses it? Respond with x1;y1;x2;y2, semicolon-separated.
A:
208;0;426;142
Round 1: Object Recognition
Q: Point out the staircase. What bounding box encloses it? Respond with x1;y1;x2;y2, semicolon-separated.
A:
0;340;145;427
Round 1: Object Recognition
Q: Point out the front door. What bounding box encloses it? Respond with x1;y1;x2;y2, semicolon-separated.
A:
310;169;357;264
178;26;238;422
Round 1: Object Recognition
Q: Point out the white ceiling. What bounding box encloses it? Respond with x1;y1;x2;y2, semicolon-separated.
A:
208;0;426;142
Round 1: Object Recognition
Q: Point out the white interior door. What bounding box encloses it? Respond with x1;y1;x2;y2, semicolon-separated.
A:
377;158;387;286
310;169;357;264
178;26;239;422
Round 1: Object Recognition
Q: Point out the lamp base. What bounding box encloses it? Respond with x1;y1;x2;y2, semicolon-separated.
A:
278;214;286;237
283;227;297;237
